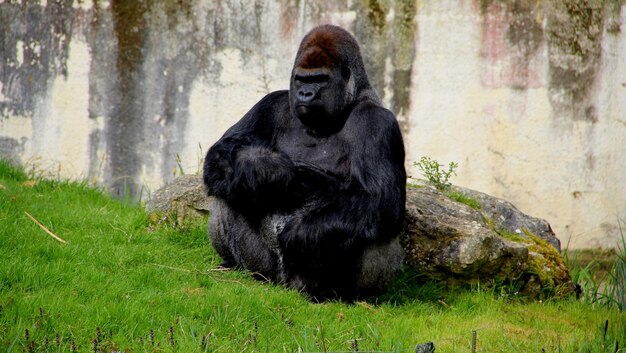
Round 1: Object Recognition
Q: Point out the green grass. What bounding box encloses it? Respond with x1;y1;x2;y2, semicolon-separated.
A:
0;160;624;352
445;189;481;210
565;236;626;312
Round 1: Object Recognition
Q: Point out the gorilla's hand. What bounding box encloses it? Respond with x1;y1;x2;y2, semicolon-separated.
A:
289;160;342;199
234;146;295;193
293;160;342;180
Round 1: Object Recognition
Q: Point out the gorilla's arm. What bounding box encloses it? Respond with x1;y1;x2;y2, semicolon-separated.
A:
344;105;406;239
279;103;406;267
203;91;295;217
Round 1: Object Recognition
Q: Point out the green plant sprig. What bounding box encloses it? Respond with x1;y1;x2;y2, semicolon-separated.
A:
414;156;458;191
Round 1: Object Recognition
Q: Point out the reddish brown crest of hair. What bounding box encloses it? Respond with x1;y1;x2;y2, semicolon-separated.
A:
297;28;341;69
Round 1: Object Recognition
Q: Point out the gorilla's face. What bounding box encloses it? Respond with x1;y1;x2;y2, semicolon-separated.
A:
290;65;355;133
289;25;363;134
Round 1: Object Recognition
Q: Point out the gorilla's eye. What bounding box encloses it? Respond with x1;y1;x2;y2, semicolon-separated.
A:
296;74;330;84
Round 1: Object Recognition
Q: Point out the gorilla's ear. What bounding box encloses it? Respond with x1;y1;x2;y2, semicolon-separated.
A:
343;66;356;104
341;66;351;80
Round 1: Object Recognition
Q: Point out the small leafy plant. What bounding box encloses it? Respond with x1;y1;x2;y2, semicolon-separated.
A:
413;156;480;209
414;156;458;191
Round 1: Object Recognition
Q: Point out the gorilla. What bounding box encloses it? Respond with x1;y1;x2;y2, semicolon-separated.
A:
203;25;406;301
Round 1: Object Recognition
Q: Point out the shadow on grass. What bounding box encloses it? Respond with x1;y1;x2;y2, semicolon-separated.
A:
369;266;448;305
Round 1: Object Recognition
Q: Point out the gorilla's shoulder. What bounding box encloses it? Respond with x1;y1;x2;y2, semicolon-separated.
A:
266;90;290;100
245;90;290;123
348;100;398;129
257;90;289;108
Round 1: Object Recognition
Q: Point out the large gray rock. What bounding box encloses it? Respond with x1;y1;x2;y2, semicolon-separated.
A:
144;175;210;224
401;181;572;297
146;176;572;296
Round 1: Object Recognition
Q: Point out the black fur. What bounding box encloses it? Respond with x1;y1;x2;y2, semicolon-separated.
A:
203;25;406;301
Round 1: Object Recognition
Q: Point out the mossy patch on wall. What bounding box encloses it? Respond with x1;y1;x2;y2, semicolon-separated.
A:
353;0;416;134
0;0;74;118
545;0;605;122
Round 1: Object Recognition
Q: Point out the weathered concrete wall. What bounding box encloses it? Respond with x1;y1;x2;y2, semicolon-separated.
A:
0;0;624;248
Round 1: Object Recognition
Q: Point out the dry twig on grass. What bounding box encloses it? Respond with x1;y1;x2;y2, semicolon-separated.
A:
24;211;67;244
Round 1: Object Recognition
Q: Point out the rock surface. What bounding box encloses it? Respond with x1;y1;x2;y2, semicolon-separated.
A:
401;181;572;297
146;175;573;297
144;175;210;224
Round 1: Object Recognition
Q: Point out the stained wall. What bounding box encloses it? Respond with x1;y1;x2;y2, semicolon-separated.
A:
1;0;624;248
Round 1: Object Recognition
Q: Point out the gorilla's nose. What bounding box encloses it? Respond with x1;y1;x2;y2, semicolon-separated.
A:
297;87;316;103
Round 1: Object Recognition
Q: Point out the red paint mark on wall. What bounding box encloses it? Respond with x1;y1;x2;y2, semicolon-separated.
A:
479;2;543;89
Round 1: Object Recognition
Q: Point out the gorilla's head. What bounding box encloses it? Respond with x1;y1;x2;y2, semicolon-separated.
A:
289;25;372;133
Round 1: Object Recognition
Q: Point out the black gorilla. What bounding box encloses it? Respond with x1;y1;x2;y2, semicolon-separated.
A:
203;25;406;300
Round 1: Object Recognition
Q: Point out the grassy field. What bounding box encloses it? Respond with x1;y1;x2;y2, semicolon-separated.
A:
0;160;624;352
